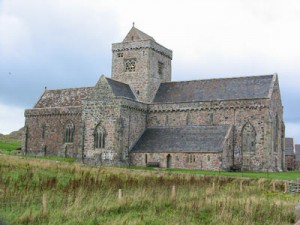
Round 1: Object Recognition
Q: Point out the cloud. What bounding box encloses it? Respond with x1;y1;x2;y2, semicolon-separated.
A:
285;122;300;144
0;103;24;134
0;0;118;107
0;0;300;141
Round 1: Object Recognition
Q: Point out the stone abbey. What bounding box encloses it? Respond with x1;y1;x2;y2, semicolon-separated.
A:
22;26;285;171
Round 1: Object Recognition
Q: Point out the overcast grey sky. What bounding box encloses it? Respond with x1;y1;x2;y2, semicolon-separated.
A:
1;0;300;143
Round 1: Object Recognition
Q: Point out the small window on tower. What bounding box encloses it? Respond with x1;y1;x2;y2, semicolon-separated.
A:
125;59;136;72
117;52;123;58
158;61;164;77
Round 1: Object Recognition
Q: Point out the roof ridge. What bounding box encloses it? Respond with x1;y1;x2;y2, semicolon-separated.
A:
161;74;275;84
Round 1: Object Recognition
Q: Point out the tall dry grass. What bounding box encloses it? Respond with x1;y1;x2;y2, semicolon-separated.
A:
0;155;298;225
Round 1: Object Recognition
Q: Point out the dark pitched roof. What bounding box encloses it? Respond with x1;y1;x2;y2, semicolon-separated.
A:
153;75;274;103
295;145;300;161
285;138;295;156
123;26;155;42
106;78;136;100
131;125;231;153
34;87;94;108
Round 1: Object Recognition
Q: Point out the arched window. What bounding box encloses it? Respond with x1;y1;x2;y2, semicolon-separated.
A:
241;122;256;152
64;121;74;143
94;125;105;149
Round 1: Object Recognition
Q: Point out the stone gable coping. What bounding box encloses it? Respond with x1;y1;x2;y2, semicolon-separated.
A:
267;73;278;99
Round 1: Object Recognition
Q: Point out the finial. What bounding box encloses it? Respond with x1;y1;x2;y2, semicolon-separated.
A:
133;22;135;27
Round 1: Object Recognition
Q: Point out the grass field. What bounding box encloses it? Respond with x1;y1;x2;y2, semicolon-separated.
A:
0;140;21;151
0;155;299;225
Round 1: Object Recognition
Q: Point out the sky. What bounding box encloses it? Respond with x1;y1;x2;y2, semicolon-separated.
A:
0;0;300;143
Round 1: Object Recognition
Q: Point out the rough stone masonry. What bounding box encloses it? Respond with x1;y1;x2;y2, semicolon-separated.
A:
22;25;285;171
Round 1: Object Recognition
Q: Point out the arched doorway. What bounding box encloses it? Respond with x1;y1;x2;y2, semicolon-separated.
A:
167;154;172;168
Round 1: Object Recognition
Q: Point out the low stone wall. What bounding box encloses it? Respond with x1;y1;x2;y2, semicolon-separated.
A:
130;152;223;171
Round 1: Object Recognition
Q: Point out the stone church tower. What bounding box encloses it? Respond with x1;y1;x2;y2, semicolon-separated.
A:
111;26;172;102
22;26;285;171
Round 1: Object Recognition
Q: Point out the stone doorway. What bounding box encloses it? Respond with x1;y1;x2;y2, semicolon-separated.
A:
166;154;172;168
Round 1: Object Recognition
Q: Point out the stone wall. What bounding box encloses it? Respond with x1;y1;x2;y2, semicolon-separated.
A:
111;39;172;103
130;152;223;170
130;124;234;171
268;75;285;171
81;77;122;165
146;97;283;171
23;107;82;157
285;155;295;171
120;99;147;160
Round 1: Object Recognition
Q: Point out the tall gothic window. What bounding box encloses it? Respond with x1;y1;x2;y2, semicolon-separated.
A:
94;125;105;149
241;122;256;152
64;121;74;143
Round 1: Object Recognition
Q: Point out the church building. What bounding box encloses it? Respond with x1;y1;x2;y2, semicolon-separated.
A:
22;26;285;171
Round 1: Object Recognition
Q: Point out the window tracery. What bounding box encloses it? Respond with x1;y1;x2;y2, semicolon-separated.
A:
241;123;256;152
64;121;74;143
94;125;105;149
125;59;136;72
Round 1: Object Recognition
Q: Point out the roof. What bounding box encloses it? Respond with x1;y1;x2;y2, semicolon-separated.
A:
153;75;274;103
123;26;155;42
285;138;295;156
106;78;136;100
34;77;136;108
131;125;231;153
34;87;93;108
295;145;300;161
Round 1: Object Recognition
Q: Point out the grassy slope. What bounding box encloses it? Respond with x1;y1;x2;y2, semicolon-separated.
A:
125;166;300;181
0;155;299;225
0;140;21;151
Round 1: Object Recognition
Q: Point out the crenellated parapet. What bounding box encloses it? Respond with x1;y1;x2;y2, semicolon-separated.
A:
25;106;82;117
148;98;269;113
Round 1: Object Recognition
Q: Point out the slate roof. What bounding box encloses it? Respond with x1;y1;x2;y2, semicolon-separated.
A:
34;87;94;108
131;125;231;153
34;77;136;108
295;145;300;161
153;75;274;103
285;138;295;156
106;78;136;100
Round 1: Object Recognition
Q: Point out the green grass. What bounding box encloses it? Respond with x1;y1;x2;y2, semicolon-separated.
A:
0;155;299;225
126;166;300;181
22;155;76;163
0;140;21;151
